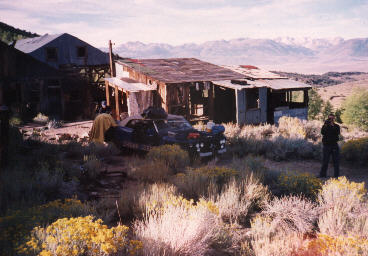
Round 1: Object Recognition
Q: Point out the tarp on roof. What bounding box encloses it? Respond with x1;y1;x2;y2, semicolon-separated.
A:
258;79;311;90
105;77;157;92
212;79;311;90
15;34;63;53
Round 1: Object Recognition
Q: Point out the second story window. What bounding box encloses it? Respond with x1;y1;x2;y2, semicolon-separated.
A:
46;47;57;61
77;46;87;58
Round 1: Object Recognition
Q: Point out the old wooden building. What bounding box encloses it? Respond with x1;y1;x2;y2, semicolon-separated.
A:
104;58;311;124
14;33;109;87
0;41;89;120
104;58;244;121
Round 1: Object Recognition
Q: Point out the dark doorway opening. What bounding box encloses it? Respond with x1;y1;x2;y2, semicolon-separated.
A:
214;85;236;123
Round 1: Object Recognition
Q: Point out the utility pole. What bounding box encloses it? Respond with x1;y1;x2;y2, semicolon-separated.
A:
108;40;116;77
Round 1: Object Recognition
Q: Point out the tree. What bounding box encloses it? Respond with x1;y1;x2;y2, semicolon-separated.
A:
308;88;324;120
321;100;334;121
342;90;368;130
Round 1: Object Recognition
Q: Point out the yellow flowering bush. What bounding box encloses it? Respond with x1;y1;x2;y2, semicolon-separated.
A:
319;176;366;203
21;216;142;256
341;137;368;165
277;171;322;199
300;234;368;256
0;199;96;255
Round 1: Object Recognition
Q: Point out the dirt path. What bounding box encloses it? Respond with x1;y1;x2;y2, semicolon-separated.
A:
264;159;368;186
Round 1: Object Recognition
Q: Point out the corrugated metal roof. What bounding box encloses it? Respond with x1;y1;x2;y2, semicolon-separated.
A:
14;33;109;67
212;79;261;90
212;79;311;90
117;58;244;83
105;77;157;92
258;79;311;90
15;33;63;53
223;65;286;79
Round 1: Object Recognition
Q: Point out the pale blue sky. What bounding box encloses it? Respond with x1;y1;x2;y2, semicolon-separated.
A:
1;0;367;47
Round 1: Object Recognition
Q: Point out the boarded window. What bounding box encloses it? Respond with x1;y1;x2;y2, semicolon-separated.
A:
46;47;57;61
77;46;87;57
246;88;259;109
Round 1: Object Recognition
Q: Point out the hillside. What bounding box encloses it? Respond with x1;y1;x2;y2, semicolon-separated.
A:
272;71;368;87
0;21;39;44
317;78;368;108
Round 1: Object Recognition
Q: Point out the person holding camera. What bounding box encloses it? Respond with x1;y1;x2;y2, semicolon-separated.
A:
319;113;340;178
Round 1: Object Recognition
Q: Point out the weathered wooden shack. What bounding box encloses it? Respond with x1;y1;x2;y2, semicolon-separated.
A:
0;41;88;120
217;65;312;124
14;33;110;87
104;58;244;121
104;58;311;124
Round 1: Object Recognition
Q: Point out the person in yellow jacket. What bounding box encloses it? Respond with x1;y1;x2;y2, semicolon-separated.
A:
89;107;117;144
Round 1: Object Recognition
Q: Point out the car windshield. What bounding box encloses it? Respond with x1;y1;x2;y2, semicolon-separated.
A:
154;119;193;131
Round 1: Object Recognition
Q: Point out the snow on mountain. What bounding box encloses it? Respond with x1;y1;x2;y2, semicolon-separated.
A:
108;37;368;73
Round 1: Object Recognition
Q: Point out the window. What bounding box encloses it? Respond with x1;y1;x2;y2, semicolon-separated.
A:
77;46;87;58
46;47;57;61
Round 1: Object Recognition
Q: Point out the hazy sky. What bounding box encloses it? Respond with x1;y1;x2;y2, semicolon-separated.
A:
1;0;368;47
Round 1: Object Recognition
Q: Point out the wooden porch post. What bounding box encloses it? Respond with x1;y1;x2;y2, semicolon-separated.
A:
208;83;214;120
105;80;110;106
115;86;120;120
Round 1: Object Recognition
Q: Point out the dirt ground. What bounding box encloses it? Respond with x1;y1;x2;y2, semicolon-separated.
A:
264;158;368;186
18;120;368;192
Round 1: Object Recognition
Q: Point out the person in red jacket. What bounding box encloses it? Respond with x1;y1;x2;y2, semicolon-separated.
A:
319;113;340;178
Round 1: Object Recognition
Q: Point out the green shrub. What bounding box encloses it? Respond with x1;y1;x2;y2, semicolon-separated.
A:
341;137;368;165
128;158;173;183
0;199;96;255
173;166;238;199
276;171;322;199
308;88;324;120
342;90;368;130
147;144;190;173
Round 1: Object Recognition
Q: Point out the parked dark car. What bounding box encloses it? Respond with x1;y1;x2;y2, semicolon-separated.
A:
107;114;226;158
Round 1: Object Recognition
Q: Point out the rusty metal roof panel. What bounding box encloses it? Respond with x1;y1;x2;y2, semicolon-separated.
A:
213;79;311;90
117;58;244;83
222;65;286;79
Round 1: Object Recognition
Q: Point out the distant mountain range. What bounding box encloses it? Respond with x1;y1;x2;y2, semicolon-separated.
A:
110;37;368;74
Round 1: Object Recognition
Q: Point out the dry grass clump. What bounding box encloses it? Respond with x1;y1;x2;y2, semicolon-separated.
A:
262;196;318;234
133;195;220;256
249;216;304;256
223;122;321;160
128;158;173;183
118;183;177;220
317;176;368;237
278;116;306;139
211;175;270;225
